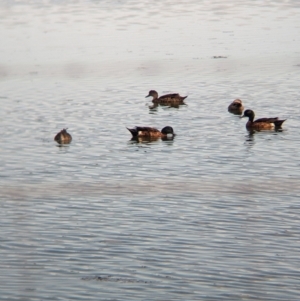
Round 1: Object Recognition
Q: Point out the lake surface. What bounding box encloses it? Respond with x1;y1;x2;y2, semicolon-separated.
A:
1;1;300;300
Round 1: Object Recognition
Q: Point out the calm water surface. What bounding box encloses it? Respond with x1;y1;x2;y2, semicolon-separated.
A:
1;1;300;300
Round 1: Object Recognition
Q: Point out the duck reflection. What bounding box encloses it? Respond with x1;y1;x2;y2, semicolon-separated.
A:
246;130;255;141
129;135;175;145
148;102;186;110
244;130;256;148
244;127;284;147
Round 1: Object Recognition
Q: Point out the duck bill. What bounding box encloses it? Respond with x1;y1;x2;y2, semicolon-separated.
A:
145;94;150;98
240;115;246;118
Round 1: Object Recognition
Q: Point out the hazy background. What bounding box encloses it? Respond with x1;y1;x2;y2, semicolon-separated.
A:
0;1;300;300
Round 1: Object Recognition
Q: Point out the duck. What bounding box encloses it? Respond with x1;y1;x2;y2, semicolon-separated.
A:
127;126;175;139
54;128;72;144
146;90;187;105
228;99;244;115
241;109;286;130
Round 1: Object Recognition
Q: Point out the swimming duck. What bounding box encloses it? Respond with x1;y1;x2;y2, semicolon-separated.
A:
241;109;286;130
146;90;187;105
228;99;244;115
54;128;72;144
127;126;175;139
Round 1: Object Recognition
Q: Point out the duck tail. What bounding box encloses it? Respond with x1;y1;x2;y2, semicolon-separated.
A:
127;127;138;137
182;96;188;101
274;119;286;127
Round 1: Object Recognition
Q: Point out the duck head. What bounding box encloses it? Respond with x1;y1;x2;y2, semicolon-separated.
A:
161;126;175;136
241;109;255;121
232;99;243;107
146;90;158;99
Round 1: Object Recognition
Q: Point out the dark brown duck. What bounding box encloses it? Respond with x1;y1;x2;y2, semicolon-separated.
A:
127;126;175;139
146;90;187;105
54;128;72;144
241;109;286;130
228;99;244;115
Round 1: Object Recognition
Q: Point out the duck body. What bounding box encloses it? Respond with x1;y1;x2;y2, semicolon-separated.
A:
127;126;175;139
54;128;72;144
146;90;187;105
241;110;286;130
228;99;244;115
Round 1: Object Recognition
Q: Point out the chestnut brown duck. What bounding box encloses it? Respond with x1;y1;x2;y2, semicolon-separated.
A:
146;90;187;105
54;128;72;144
228;99;244;115
241;109;286;130
127;126;175;139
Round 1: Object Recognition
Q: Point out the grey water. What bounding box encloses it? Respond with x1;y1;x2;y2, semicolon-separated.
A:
0;1;300;300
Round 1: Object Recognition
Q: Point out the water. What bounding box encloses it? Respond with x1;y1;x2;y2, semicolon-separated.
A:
1;1;300;300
